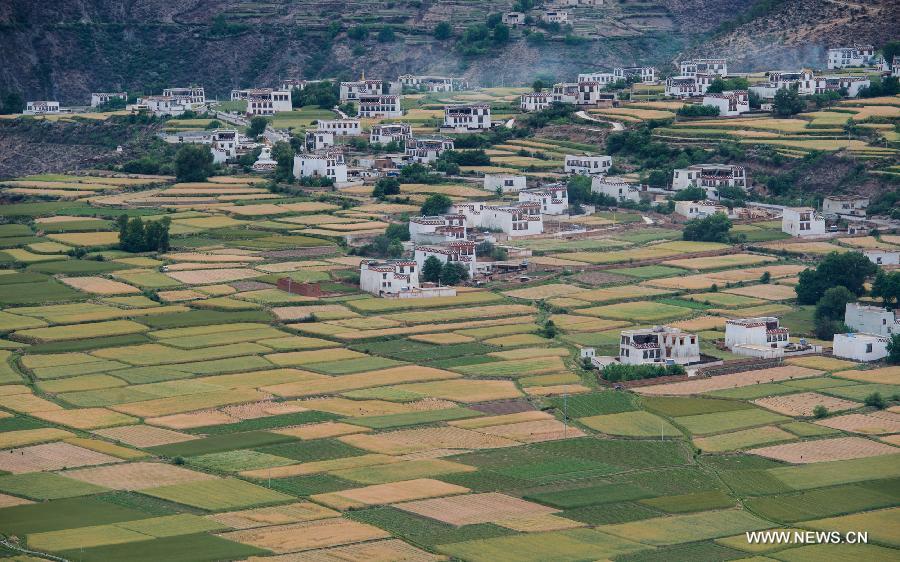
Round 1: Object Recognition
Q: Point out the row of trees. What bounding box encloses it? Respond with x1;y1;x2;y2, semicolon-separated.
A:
116;216;170;253
421;256;470;286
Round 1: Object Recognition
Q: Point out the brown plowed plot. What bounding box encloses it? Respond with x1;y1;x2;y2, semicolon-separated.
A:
815;411;900;435
753;392;859;417
219;518;390;554
0;442;122;474
396;492;558;526
470;419;586;443
64;461;217;489
59;277;139;295
636;366;823;395
253;539;446;562
749;436;899;463
339;426;519;455
312;479;469;510
94;424;199;448
165;268;261;284
272;422;371;440
0;492;33;508
207;502;338;530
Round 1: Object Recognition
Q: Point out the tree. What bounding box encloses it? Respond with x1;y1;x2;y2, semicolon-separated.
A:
760;271;771;284
532;79;545;92
540;319;558;339
795;252;877;304
864;392;886;409
871;270;900;309
439;262;469;285
486;13;502;28
882;41;900;69
671;186;707;201
492;23;510;44
372;177;400;198
385;222;409;242
348;25;369;40
887;334;900;365
174;144;214;182
421;194;452;216
121;218;145;252
773;87;804;117
434;22;452;40
271;142;295;183
813;405;828;419
814;285;855;339
677;104;720;117
682;213;732;243
377;27;396;42
422;256;443;283
248;116;268;138
1;92;25;114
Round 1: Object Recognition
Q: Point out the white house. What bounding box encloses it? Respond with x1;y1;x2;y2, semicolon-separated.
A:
679;58;728;77
138;96;191;116
520;92;553;112
591;176;643;204
502;12;525;25
317;118;361;136
702;90;750;117
613;67;656;84
90;92;126;107
210;130;238;163
451;202;544;236
864;249;900;266
24;101;61;115
565;154;611;175
619;326;700;366
893;56;900;77
340;78;383;102
398;75;458;92
827;45;877;69
665;76;702;98
725;317;790;357
813;75;871;97
674;200;732;220
671;164;747;199
578;72;615;86
833;332;890;362
558;0;602;5
405;137;454;163
360;259;419;296
370;123;412;145
443;104;491;130
414;240;477;278
484;174;527;193
576;81;607;105
238;89;292;116
844;303;900;337
409;214;467;244
292;150;348;183
519;184;568;215
305;129;334;152
542;11;569;23
822;195;869;218
163;86;205;104
781;207;826;237
551;83;579;104
357;94;402;118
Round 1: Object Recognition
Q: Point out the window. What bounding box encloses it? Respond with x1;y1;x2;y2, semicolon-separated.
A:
866;343;873;353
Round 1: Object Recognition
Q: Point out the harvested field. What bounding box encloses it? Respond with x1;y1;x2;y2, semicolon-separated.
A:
636;366;823;395
219;518;390;554
749;436;898;463
503;284;586;300
166;268;261;284
723;284;797;301
332;459;475;484
262;366;460;398
59;277;139;295
311;478;469;510
0;492;32;507
241;454;397;479
339;426;519;455
93;424;198;447
786;356;858;372
409;333;475;344
835;366;900;384
64;461;216;489
0;428;73;449
0;442;122;473
753;392;859;416
46;232;119;247
251;539;444;561
396;492;557;526
814;411;900;435
111;389;270;418
142;477;294;510
389;379;523;403
272;422;371;440
663;254;776;270
31;408;137;430
207;501;338;529
470;419;585;443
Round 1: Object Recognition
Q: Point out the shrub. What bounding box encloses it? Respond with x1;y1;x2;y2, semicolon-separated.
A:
677;104;720;117
864;392;885;409
812;405;828;419
602;363;685;383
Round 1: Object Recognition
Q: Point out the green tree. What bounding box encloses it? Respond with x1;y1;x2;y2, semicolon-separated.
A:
532;79;545;92
864;392;886;409
174;144;214;182
421;194;453;216
773;87;804;117
814;285;855;339
439;262;469;285
682;213;732;243
887;334;900;365
422;256;443;283
795;252;877;304
1;92;25;114
760;271;771;284
540;319;558;339
143;217;171;253
248;116;268;138
120;217;146;252
348;25;369;40
377;27;396;42
434;22;452;40
492;23;510;43
812;405;828;419
372;177;400;198
671;186;707;201
385;222;410;242
271;142;295;183
871;270;900;309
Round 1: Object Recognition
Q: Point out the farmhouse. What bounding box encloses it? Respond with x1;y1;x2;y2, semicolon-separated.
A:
679;58;728;77
702;90;750;117
502;12;525;25
781;207;826;237
518;184;569;215
674;200;732;220
671;164;746;199
564;154;612;175
619;326;700;366
90;92;126;107
832;332;890;362
665;76;702;98
163;86;205;104
827;45;877;69
415;241;478;278
409;215;467;244
292;149;348;183
893;56;900;77
399;75;458;92
520;92;553;112
551;83;580;104
24;101;61;115
340;78;383;102
138;96;191;116
370;123;412;145
304;129;334;152
614;66;656;84
405;137;454;163
749;70;815;99
357;94;402;118
558;0;603;5
210;130;238;163
591;176;643;203
451;202;544;236
578;72;615;86
359;259;419;297
242;89;292;116
822;195;869;217
864;249;900;266
318;118;361;136
725;317;790;357
443;104;491;130
844;303;900;337
542;11;569;23
576;81;607;105
484;174;527;193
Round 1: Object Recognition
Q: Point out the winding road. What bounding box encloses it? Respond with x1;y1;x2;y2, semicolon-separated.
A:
575;110;625;131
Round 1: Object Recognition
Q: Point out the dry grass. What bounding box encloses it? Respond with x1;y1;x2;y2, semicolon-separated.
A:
339;426;519;455
814;411;900;435
0;442;122;474
311;478;469;510
94;424;199;448
46;232;119;247
207;501;338;530
397;492;557;526
31;407;137;430
219;518;389;554
750;436;898;463
636;366;823;396
64;461;216;489
753;392;859;417
836;366;900;384
0;428;73;449
271;422;371;440
59;277;139;295
723;284;797;301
